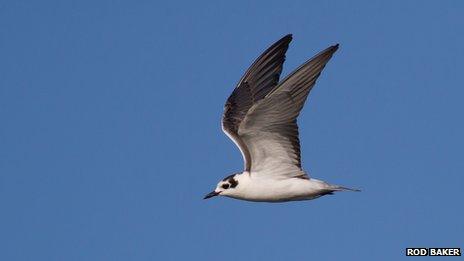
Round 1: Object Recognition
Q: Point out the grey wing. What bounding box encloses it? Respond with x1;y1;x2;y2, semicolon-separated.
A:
239;44;339;179
222;34;293;171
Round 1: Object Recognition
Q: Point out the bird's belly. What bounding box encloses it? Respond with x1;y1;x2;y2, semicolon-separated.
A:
228;179;325;202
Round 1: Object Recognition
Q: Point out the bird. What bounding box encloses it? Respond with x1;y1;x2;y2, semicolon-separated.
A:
204;34;359;202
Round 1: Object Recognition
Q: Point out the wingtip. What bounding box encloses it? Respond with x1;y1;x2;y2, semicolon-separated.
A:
323;43;339;55
280;33;293;43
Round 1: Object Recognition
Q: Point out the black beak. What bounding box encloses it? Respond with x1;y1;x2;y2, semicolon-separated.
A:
203;191;220;199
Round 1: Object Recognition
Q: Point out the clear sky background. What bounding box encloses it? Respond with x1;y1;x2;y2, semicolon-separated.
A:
1;1;463;260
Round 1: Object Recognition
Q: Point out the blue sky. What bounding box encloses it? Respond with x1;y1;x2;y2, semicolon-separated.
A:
1;1;463;260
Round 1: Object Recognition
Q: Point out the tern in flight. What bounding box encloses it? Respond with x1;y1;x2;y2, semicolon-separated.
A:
204;34;359;202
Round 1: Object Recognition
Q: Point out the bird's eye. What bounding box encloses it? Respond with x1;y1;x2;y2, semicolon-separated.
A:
221;184;230;189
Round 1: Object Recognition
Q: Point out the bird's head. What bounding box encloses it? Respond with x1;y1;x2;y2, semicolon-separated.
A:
204;173;240;199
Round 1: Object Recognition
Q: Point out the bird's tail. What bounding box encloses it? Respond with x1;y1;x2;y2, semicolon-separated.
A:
330;185;361;192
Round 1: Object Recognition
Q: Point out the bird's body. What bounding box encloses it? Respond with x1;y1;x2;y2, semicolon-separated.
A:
204;34;359;203
221;173;338;202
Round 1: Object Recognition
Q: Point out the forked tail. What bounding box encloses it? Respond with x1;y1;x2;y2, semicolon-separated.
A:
331;185;361;192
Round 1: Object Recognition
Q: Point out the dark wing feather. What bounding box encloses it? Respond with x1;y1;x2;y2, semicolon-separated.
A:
222;34;292;171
